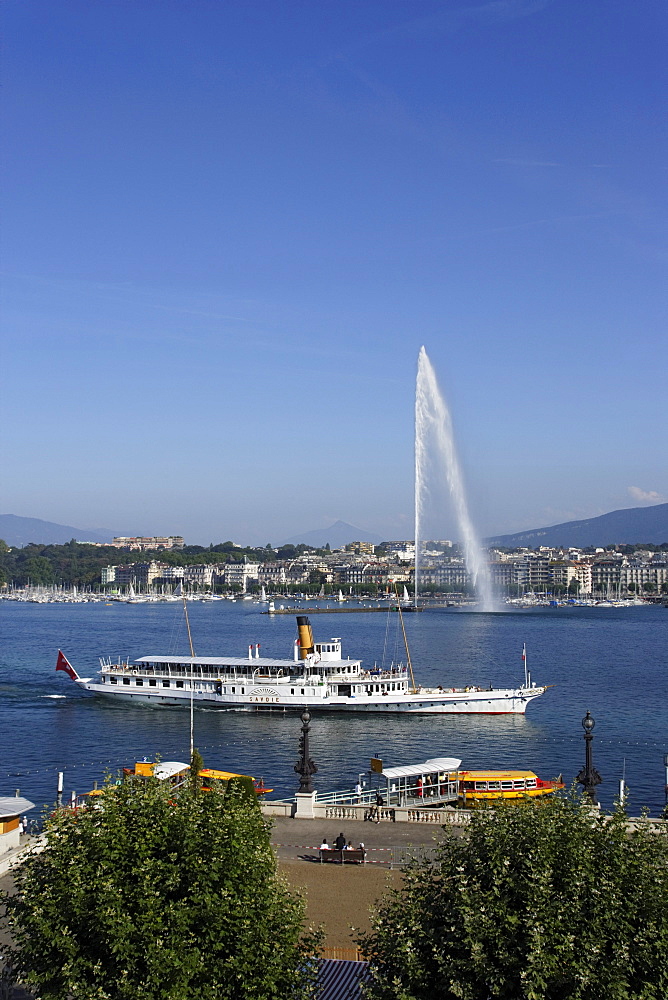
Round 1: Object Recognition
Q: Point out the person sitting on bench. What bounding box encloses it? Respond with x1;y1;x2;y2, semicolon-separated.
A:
334;832;346;850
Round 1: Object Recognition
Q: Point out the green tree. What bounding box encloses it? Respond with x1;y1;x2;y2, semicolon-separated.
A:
3;776;320;999
359;794;668;1000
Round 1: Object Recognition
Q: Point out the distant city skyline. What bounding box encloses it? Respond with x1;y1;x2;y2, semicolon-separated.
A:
2;1;666;546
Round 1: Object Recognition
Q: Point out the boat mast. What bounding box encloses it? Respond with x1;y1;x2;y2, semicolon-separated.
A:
395;584;418;693
523;643;528;688
183;598;195;761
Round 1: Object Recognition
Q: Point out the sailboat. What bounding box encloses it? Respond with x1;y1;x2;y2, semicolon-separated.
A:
400;583;421;611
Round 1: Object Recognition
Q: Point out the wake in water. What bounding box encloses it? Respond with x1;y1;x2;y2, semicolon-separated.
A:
415;346;496;612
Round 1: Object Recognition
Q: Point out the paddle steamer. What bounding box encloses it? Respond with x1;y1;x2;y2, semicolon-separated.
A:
56;616;548;715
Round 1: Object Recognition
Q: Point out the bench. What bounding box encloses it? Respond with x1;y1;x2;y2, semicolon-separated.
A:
319;848;366;864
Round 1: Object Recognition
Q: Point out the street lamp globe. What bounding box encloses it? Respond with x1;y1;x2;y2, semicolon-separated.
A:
582;711;595;734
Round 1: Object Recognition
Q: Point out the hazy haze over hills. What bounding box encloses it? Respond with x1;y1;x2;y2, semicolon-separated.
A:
284;520;383;549
3;504;667;551
0;515;116;548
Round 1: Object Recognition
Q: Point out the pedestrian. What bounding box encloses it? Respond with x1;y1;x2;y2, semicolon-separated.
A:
355;781;363;802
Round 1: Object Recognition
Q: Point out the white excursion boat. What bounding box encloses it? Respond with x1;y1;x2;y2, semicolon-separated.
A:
56;615;548;715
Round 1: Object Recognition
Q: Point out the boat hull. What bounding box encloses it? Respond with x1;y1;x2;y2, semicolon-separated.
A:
79;681;543;714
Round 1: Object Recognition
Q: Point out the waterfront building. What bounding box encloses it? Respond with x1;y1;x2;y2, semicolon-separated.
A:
221;561;260;591
591;555;623;592
258;563;288;587
621;560;667;592
157;565;185;581
184;564;215;589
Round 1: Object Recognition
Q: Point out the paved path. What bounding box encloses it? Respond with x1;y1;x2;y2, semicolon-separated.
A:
268;814;456;865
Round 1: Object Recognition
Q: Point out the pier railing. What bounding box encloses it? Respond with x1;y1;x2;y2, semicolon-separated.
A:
261;799;472;824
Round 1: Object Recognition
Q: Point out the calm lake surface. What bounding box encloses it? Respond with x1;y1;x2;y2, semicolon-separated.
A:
1;600;666;815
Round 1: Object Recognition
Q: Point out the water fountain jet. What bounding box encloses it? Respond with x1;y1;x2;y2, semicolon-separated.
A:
415;346;496;612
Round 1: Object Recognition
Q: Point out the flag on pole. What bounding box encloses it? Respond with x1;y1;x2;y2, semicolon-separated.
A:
56;650;79;681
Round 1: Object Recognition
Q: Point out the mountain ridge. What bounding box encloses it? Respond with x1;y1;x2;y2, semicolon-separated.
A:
0;514;117;547
485;503;668;549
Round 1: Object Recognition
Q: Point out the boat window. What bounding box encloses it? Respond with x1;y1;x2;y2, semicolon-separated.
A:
231;687;236;693
123;678;130;685
149;679;156;687
501;781;513;789
162;680;170;688
176;681;184;689
135;679;143;687
474;782;487;790
463;781;475;790
513;780;526;789
110;677;117;685
301;689;305;695
526;779;537;788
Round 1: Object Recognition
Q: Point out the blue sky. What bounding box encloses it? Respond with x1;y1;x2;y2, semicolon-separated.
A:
2;0;666;545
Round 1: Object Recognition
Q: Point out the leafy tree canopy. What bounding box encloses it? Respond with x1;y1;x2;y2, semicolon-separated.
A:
359;794;668;1000
3;773;320;999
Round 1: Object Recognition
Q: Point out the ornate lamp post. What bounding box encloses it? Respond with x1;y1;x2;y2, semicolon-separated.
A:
576;710;602;804
294;709;318;794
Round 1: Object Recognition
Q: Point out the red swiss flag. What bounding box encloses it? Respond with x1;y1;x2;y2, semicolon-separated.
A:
56;650;78;681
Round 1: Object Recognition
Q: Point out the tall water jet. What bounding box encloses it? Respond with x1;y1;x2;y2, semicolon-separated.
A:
415;346;496;611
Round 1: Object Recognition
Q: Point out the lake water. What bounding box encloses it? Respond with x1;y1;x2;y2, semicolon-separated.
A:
1;600;666;816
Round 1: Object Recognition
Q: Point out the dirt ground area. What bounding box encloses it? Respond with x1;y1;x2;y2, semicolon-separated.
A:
278;859;402;952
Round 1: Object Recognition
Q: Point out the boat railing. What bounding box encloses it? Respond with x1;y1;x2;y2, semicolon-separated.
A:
359;668;408;681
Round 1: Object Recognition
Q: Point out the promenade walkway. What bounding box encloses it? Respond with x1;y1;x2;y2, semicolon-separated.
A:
269;814;458;952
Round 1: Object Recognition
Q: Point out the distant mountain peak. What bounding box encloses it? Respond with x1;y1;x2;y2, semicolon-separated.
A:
284;520;382;548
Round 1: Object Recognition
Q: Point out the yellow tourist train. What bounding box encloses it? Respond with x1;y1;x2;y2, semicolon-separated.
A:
459;769;564;806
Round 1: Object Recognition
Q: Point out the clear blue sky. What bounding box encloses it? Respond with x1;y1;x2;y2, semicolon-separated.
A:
2;0;666;545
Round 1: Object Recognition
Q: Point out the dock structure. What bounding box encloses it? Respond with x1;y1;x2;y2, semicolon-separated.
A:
262;756;464;826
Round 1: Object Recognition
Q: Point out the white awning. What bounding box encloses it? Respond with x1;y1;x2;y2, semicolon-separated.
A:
0;796;35;818
381;757;461;780
153;762;189;780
